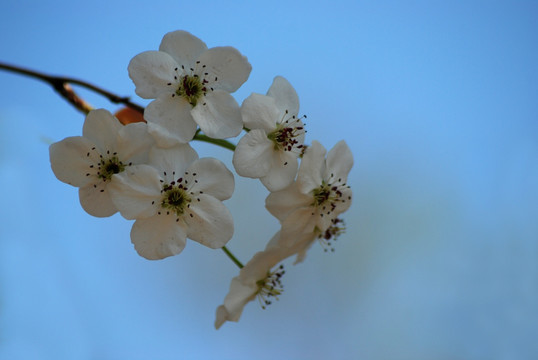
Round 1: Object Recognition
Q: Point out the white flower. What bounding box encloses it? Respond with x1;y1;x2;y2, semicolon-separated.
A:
265;140;353;253
49;109;154;217
108;144;235;260
215;242;288;329
128;30;252;145
232;76;305;191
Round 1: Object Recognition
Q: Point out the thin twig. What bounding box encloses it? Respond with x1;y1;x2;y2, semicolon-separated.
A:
0;62;144;114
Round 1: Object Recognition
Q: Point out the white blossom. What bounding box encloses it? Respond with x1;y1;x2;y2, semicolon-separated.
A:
108;144;235;260
232;76;305;191
265;140;353;257
49;109;154;217
215;242;288;329
128;30;252;145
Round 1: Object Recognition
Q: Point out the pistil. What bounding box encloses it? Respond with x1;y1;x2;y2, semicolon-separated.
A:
160;178;192;217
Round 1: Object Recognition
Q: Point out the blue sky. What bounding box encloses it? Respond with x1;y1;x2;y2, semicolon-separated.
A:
1;1;537;359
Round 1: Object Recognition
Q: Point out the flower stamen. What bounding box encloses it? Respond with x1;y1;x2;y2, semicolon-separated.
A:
311;178;351;217
160;177;192;216
317;218;346;252
256;265;285;310
175;74;207;107
267;111;306;153
97;155;126;181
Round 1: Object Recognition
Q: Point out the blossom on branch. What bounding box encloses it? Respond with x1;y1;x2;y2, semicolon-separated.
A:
128;30;252;146
233;76;305;191
32;25;357;328
49;109;154;217
108;144;235;260
215;241;289;329
265;140;353;260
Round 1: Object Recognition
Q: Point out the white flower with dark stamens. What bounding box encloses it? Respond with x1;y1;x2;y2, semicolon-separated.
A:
128;30;252;146
49;109;154;217
265;140;353;251
108;144;234;260
232;76;306;191
215;244;288;329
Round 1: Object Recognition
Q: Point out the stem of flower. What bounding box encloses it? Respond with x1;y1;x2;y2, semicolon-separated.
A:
0;62;144;114
222;246;244;268
192;132;236;151
192;132;245;267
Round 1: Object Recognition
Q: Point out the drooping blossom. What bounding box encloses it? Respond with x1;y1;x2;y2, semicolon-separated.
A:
215;241;288;329
265;140;353;256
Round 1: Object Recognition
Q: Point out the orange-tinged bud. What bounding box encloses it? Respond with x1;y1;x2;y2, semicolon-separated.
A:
114;107;145;125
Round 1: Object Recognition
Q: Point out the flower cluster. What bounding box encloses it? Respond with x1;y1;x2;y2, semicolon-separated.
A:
49;30;353;329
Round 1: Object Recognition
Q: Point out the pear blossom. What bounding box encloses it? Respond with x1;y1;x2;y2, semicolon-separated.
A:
265;140;353;253
49;109;154;217
108;144;235;260
232;76;305;191
215;243;288;329
128;30;252;146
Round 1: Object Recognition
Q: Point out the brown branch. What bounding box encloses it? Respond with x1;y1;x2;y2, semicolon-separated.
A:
0;62;144;114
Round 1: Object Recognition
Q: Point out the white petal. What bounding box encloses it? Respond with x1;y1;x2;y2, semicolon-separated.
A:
186;158;234;201
232;130;273;178
131;214;187;260
240;93;280;132
128;51;179;99
260;151;299;192
238;248;287;283
144;95;198;145
148;145;198;181
78;182;117;217
82;109;122;152
117;122;154;164
224;278;256;318
185;194;233;249
159;30;207;70
315;208;338;235
264;230;282;250
281;207;319;239
267;230;315;263
216;278;254;328
49;136;98;188
191;90;242;139
297;140;326;194
325;140;353;184
288;234;316;264
197;46;251;93
293;240;315;264
265;182;311;222
332;186;353;217
108;165;162;220
267;76;299;116
215;305;231;329
215;247;289;329
265;231;317;264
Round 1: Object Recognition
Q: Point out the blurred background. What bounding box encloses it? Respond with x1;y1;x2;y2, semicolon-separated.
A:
1;1;537;359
